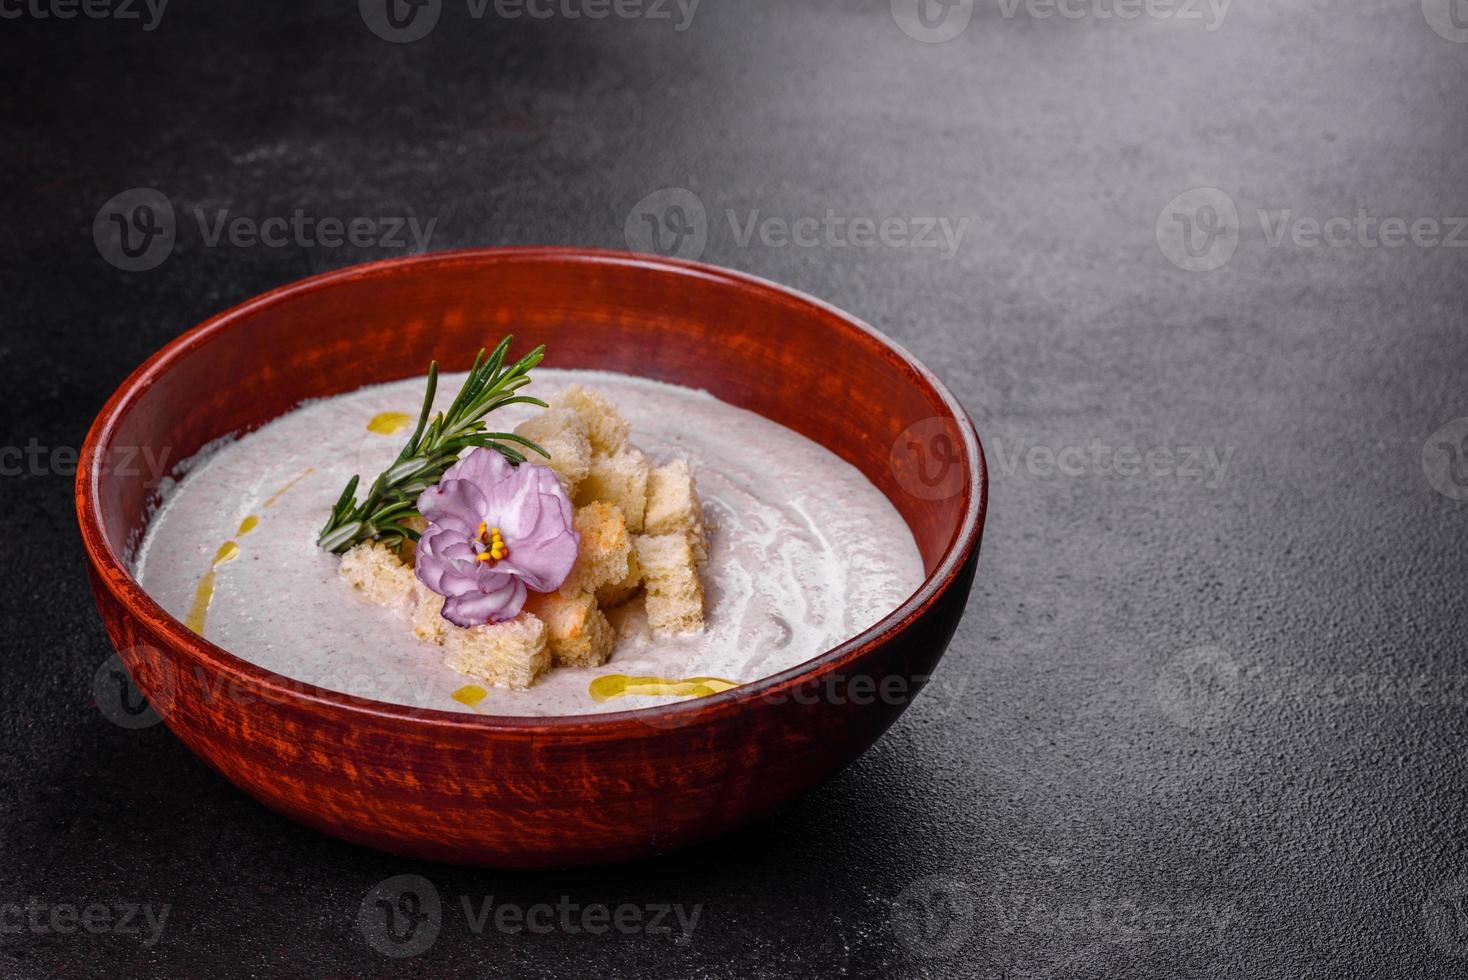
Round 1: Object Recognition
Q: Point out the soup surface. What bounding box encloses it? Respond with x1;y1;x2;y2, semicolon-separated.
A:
133;369;925;716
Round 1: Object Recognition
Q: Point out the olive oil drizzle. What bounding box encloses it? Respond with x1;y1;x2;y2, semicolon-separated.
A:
588;674;739;702
184;469;312;636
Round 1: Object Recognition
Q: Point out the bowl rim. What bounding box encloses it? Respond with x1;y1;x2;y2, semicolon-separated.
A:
77;246;988;735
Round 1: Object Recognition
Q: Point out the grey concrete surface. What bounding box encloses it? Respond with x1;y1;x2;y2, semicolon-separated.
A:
2;0;1466;976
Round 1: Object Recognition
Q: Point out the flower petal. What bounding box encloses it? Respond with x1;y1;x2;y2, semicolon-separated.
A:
417;477;487;528
442;447;513;488
442;574;527;627
498;530;579;592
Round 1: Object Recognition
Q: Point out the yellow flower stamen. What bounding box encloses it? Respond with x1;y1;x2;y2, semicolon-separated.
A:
475;525;508;563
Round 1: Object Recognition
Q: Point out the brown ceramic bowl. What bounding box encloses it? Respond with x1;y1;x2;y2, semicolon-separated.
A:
76;247;987;868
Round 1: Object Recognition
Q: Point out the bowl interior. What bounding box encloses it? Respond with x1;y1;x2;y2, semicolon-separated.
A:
85;249;983;692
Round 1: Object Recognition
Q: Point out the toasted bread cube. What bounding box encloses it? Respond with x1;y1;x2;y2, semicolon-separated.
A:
410;580;448;645
595;545;642;608
635;532;700;597
443;613;550;690
524;589;616;668
644;459;702;537
644;591;705;635
575;447;650;532
562;501;632;595
514;408;592;490
635;532;705;633
550;384;630;455
338;541;415;607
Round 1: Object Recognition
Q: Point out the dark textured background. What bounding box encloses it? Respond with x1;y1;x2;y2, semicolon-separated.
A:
3;1;1467;976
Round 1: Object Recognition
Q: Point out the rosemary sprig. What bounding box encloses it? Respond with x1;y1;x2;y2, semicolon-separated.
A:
316;337;549;554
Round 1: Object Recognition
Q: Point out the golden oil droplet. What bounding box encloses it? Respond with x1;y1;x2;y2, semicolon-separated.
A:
236;514;260;536
452;685;488;707
588;674;739;703
367;411;413;436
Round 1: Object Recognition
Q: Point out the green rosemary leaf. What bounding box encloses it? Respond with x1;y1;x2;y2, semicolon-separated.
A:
480;432;549;458
315;336;552;554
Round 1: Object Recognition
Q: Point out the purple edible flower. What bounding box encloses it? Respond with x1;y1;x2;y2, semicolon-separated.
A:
413;448;579;627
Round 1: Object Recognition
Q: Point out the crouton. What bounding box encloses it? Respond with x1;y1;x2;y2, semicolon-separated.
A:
410;580;448;645
635;532;705;633
644;591;705;635
514;408;592;490
595;545;642;608
563;501;632;595
575;446;650;532
550;384;630;455
338;541;415;607
442;613;550;690
523;589;616;668
644;459;701;537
